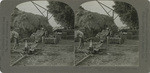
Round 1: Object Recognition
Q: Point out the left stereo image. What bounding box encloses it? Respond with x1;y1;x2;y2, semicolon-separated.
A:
10;1;75;66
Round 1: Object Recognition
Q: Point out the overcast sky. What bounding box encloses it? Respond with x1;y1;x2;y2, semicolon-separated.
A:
16;1;61;28
0;0;2;4
16;1;126;28
81;1;126;28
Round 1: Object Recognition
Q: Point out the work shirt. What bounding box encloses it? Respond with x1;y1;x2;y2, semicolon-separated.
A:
25;40;28;48
74;30;84;38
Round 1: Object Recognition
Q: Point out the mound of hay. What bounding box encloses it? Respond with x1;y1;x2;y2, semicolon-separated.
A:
11;8;53;38
75;7;118;38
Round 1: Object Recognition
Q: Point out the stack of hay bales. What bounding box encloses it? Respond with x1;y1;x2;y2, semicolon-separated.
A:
75;7;118;39
44;36;59;44
126;30;139;40
108;37;124;44
61;29;74;40
11;8;53;39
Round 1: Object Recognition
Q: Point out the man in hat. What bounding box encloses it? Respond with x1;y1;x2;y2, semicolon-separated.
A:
74;26;84;49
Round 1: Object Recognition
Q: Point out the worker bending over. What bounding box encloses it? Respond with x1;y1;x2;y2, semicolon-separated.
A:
74;26;84;49
10;27;19;49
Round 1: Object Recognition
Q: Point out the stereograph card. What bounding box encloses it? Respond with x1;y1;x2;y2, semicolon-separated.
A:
0;0;150;73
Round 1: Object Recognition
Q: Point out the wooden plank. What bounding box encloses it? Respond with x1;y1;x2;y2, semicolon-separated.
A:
75;54;91;66
11;49;42;66
11;55;27;66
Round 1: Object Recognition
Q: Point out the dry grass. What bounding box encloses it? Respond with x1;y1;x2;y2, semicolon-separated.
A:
11;39;139;66
75;39;139;66
10;40;75;66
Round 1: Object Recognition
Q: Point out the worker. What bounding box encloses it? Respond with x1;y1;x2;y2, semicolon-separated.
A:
10;27;19;49
41;27;48;43
74;26;84;49
88;39;94;54
24;39;29;54
41;27;47;36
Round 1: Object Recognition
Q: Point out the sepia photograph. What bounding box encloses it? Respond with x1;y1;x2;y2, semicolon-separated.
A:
1;0;150;73
10;1;75;66
74;1;139;66
9;0;139;67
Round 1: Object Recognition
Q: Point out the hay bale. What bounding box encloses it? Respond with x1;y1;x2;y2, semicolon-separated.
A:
126;35;139;40
108;37;124;44
61;32;67;39
66;35;74;40
44;37;59;44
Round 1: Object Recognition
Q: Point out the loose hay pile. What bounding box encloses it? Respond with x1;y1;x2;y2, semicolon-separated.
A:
75;7;118;38
11;8;53;38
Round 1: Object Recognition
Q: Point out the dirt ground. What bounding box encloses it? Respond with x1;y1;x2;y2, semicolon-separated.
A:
10;39;75;66
75;39;139;66
10;39;139;66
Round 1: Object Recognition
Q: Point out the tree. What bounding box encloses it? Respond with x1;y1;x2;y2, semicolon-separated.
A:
47;1;74;29
113;1;139;29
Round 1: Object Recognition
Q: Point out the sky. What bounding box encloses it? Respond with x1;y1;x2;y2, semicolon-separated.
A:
16;1;127;28
81;1;126;28
17;1;61;28
0;0;2;3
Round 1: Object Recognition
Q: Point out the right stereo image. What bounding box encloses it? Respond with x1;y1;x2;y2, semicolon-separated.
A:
74;0;139;66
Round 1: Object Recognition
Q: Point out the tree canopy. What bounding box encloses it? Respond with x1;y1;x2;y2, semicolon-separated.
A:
113;1;139;29
47;1;74;29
